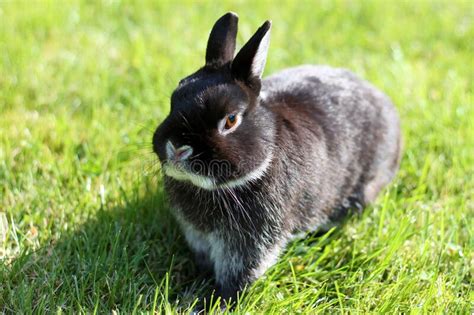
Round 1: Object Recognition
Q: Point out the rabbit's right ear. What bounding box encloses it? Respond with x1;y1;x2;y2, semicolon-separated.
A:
205;12;239;68
231;20;271;93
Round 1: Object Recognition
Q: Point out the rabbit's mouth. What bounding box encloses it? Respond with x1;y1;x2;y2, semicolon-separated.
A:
163;162;217;190
162;153;273;190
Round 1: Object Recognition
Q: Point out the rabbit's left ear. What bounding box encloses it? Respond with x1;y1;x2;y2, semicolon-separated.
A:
231;20;271;93
205;12;239;68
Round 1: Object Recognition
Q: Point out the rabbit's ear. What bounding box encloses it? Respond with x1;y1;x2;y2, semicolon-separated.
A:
231;20;271;93
205;12;239;68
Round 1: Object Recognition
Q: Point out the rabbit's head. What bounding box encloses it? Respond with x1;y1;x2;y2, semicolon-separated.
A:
153;12;275;190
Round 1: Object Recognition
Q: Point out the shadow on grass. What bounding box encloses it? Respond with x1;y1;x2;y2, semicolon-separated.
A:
1;186;211;312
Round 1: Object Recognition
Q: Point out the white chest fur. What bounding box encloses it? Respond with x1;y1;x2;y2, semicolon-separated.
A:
174;211;244;285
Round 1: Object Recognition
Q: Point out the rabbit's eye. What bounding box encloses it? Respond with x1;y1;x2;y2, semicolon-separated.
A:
219;112;241;135
225;114;238;129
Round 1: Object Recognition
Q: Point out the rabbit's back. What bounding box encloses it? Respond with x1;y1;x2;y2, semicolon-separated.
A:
261;65;401;226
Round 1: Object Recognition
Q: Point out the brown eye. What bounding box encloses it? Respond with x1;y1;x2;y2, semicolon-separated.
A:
225;114;237;129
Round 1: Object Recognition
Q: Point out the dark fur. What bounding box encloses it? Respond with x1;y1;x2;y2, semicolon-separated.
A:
152;12;401;307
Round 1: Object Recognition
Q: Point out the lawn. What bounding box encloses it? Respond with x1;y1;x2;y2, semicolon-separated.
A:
0;0;472;313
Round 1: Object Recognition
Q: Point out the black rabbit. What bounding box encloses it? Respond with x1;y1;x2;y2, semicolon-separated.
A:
152;12;401;307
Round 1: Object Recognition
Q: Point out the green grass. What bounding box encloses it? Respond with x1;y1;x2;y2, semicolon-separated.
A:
0;0;473;313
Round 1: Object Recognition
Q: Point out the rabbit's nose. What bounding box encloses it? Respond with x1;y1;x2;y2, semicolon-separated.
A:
166;141;193;161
